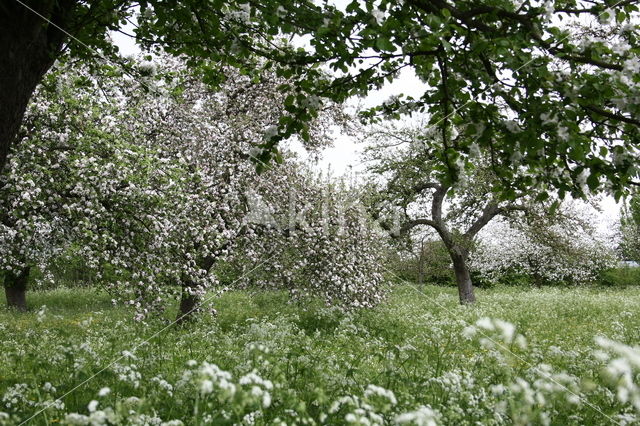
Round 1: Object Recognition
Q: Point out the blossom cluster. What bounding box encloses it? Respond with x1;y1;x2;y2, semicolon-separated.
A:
471;202;616;285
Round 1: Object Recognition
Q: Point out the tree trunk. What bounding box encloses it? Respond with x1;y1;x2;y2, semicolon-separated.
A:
175;256;217;324
176;282;200;325
532;270;543;288
417;263;425;286
450;252;476;304
415;239;425;286
0;2;71;173
4;267;30;311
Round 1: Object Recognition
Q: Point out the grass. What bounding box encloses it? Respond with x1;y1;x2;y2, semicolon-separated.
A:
1;284;640;425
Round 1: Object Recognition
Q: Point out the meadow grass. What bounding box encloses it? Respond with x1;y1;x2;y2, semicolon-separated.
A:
1;284;640;425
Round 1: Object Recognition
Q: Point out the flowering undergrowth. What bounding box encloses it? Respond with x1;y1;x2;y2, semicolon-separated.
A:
1;284;640;425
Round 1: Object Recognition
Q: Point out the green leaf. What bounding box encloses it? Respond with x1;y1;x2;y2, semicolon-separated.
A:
535;192;549;202
587;173;599;191
273;149;284;164
569;146;585;162
375;36;395;52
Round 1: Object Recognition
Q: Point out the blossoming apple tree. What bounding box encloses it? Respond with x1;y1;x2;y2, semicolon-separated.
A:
620;191;640;262
0;59;195;312
232;165;386;309
364;120;547;304
1;56;385;318
471;201;616;285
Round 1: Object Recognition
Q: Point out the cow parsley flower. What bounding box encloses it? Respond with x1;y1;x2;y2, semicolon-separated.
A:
395;405;440;425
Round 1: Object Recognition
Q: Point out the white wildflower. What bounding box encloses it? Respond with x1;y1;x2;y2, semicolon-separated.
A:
395;405;440;425
200;379;214;395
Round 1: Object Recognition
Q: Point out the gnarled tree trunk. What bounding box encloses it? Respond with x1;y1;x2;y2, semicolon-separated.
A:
4;267;30;311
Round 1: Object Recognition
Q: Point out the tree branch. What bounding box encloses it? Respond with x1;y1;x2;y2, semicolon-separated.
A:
431;184;448;225
582;104;640;126
464;202;500;239
400;218;439;234
413;181;442;193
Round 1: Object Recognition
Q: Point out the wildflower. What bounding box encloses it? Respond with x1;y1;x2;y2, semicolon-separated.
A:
364;385;397;405
42;382;56;393
395;405;440;425
87;400;98;413
200;380;214;395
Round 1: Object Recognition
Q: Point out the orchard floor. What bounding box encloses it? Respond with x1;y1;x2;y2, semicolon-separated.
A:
1;284;640;425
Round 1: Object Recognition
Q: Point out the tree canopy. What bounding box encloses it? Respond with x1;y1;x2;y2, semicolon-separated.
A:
147;0;640;199
3;1;640;201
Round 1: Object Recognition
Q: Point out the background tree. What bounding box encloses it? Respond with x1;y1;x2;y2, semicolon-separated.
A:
0;59;193;311
365;121;543;304
1;56;384;318
0;0;337;173
471;201;616;286
383;227;454;287
1;0;127;173
232;165;386;310
196;0;640;198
